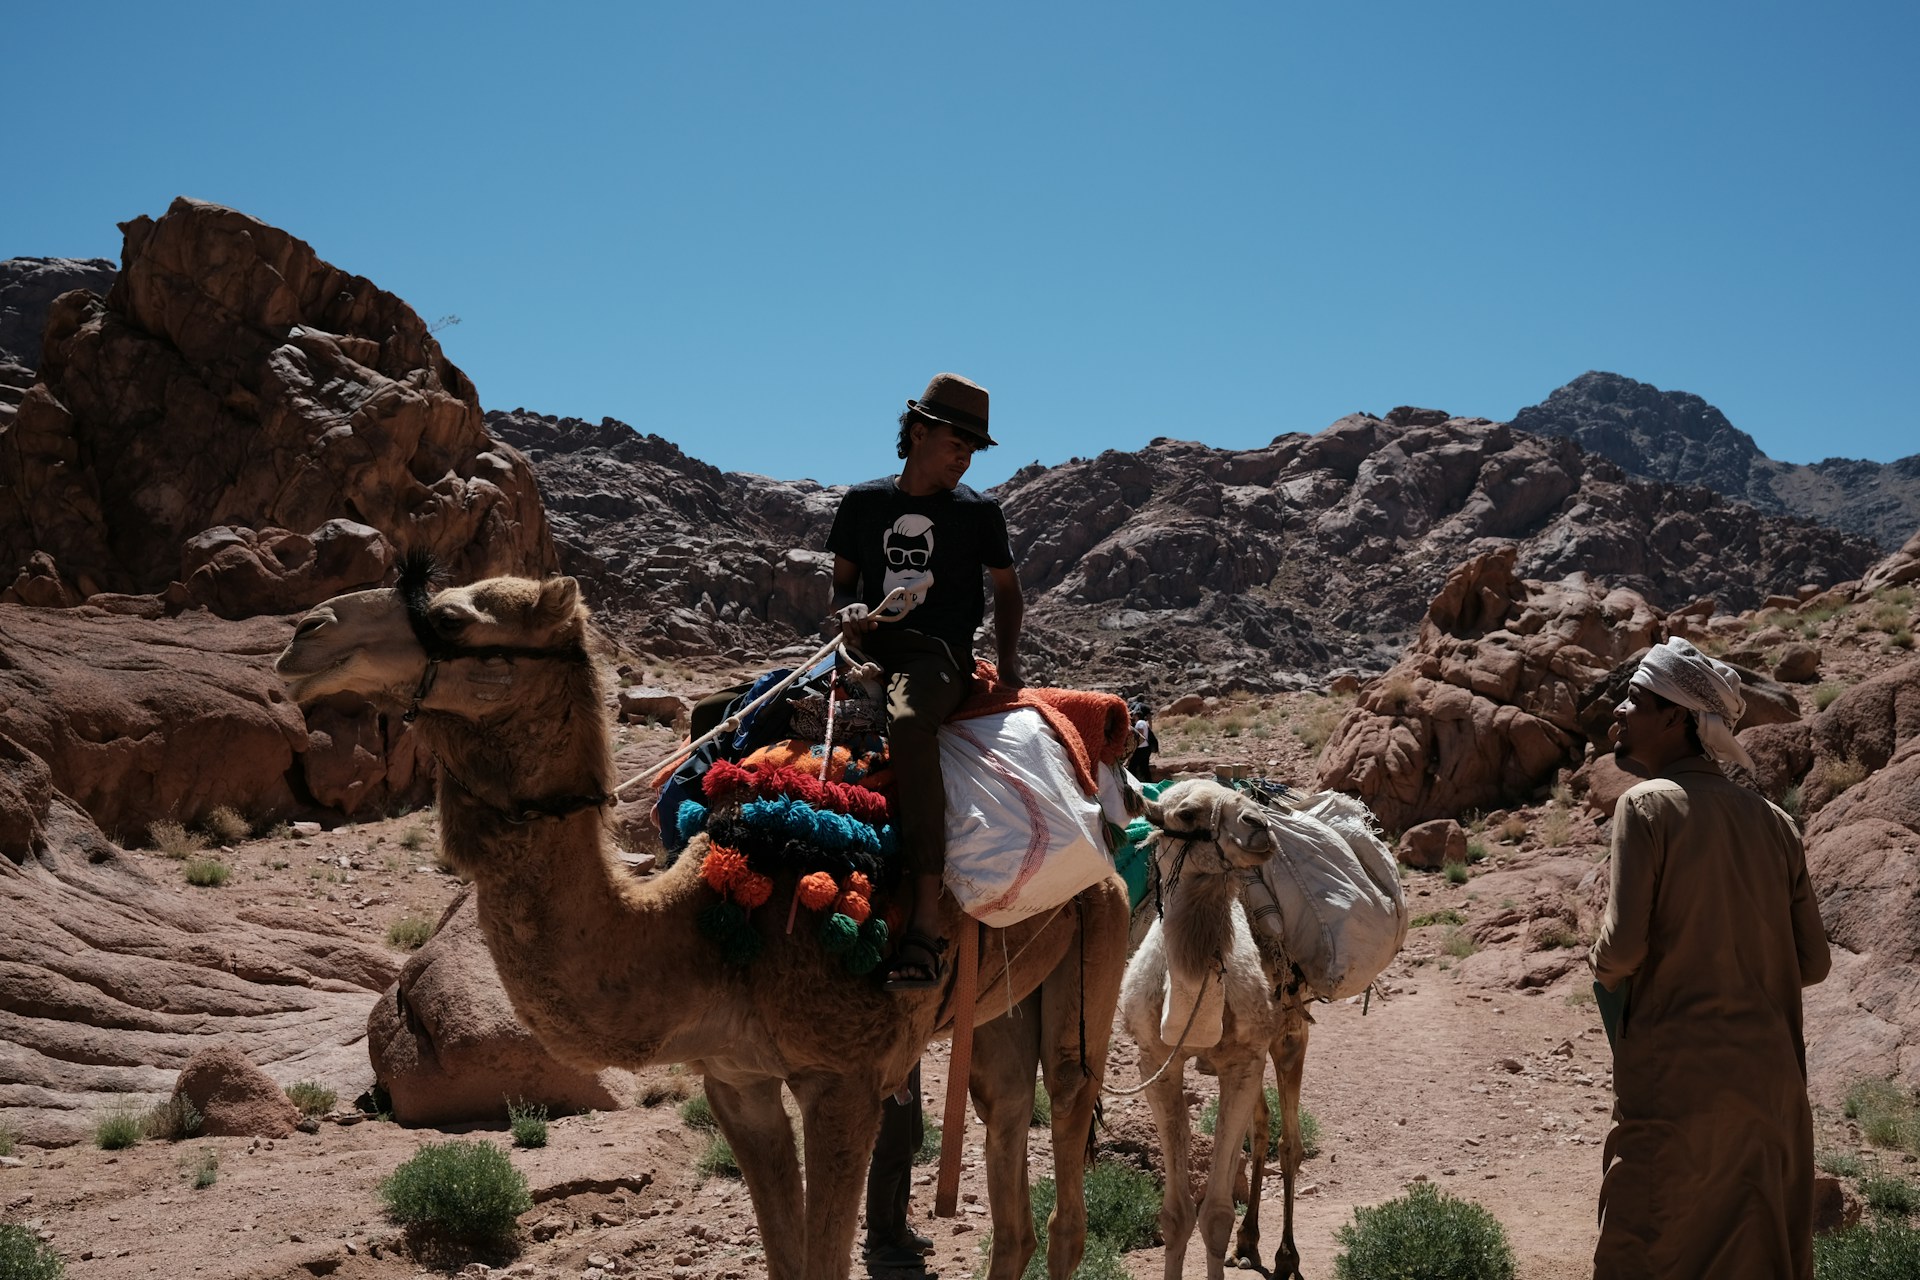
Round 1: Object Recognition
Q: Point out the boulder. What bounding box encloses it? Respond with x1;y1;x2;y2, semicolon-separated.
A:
1860;528;1920;594
1399;819;1467;870
1811;1174;1863;1235
367;887;635;1125
171;1045;300;1138
1773;643;1821;684
618;687;689;725
1569;752;1653;820
0;256;117;368
0;790;395;1145
0;199;555;603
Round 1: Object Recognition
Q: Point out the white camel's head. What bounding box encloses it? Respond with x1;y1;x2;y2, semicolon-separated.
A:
276;572;588;713
1141;778;1275;872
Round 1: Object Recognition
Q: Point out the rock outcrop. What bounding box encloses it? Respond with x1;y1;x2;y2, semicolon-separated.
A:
0;256;118;374
366;887;636;1125
0;198;556;609
0;795;396;1145
170;1045;301;1138
1512;371;1920;552
1313;548;1665;830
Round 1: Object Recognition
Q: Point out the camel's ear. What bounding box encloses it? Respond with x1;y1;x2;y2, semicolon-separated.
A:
533;576;582;631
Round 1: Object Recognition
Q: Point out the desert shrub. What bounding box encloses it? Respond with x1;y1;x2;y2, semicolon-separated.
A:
1780;785;1805;821
0;1223;65;1280
695;1133;740;1180
1565;988;1596;1008
637;1071;692;1108
386;915;434;950
1219;714;1248;738
507;1099;548;1149
1540;807;1572;849
186;1148;219;1189
1813;755;1870;797
1412;909;1466;928
1031;1081;1051;1128
1333;1182;1516;1280
285;1081;336;1117
1465;839;1489;864
400;825;431;852
1441;926;1478;960
678;1093;718;1131
1882;587;1917;609
143;1093;202;1141
1869;603;1908;633
1376;675;1417;712
1293;694;1353;755
1891;627;1915;652
1444;862;1470;886
202;806;251;845
94;1104;143;1150
1498;816;1528;843
1845;1079;1919;1152
1819;1149;1866;1179
0;1122;14;1156
183;858;230;887
1815;1221;1920;1277
1535;922;1581;951
149;820;208;859
1199;1087;1322;1161
1862;1173;1920;1219
1083;1160;1163;1251
378;1139;530;1245
915;1112;942;1165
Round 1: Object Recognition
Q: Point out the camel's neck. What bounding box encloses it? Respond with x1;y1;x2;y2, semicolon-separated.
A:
419;673;733;1070
1161;858;1243;983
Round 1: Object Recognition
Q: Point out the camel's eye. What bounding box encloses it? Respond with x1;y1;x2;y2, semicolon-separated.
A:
428;604;473;638
294;616;325;638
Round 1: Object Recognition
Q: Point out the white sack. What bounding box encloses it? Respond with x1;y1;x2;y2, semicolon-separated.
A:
1240;791;1408;1000
939;708;1117;927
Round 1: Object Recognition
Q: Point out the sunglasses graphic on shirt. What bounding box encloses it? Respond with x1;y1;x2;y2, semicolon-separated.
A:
887;547;930;567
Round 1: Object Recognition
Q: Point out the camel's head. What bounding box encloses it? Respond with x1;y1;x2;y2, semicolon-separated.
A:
276;573;589;712
1141;778;1275;872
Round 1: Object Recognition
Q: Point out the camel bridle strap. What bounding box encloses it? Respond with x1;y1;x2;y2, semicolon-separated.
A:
397;551;591;725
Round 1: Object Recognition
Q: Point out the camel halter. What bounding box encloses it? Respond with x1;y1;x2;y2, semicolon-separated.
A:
398;553;607;823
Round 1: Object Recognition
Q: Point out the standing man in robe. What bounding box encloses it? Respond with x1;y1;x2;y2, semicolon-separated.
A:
1589;637;1831;1280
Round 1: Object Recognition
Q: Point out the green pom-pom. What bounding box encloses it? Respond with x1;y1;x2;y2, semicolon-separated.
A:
860;917;889;950
819;912;860;954
700;901;760;965
723;928;764;966
846;942;884;975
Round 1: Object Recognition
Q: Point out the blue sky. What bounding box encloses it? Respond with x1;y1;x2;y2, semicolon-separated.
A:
8;2;1915;488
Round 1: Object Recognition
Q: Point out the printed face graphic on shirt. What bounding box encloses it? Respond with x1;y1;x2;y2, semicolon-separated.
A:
881;514;935;615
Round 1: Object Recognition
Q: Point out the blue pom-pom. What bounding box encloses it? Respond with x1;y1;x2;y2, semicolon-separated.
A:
677;799;709;843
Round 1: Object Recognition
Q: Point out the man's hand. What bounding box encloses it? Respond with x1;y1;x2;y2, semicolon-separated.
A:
832;602;881;643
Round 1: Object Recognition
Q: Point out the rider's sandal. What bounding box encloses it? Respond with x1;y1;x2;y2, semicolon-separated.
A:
881;927;948;991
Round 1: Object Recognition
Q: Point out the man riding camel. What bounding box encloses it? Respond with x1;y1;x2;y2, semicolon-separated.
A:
825;370;1024;991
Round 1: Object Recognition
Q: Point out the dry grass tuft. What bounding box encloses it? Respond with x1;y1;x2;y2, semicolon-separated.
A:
1812;754;1869;797
149;820;209;859
202;806;251;845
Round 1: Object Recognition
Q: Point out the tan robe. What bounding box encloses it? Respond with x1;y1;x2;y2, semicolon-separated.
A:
1589;757;1831;1280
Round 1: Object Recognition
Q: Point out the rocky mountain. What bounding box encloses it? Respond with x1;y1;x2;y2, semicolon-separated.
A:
496;404;1878;698
1511;371;1920;551
0;257;118;421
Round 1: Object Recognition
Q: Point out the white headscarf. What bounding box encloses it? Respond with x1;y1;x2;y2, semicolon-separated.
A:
1629;637;1756;772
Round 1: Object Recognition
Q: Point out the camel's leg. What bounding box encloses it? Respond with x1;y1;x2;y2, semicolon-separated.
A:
1141;1055;1196;1280
1270;1011;1311;1280
1234;1069;1269;1269
789;1071;888;1280
1199;1060;1264;1280
705;1073;806;1280
1037;889;1128;1280
971;993;1043;1280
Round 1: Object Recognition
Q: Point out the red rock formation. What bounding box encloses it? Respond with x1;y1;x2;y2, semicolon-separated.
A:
171;1045;301;1138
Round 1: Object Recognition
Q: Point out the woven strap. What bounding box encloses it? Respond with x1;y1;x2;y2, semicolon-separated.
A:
935;922;981;1217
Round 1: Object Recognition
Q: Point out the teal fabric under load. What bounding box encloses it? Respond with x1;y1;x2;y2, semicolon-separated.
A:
1111;779;1176;909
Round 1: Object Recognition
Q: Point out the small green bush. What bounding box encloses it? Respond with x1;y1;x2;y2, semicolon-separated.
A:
94;1104;143;1150
149;820;208;859
378;1139;531;1245
202;806;251;845
1818;1149;1866;1179
285;1081;336;1117
1082;1160;1163;1251
1815;1221;1920;1277
0;1223;65;1280
1444;862;1470;886
386;915;434;950
1413;909;1466;928
0;1122;15;1156
1891;627;1915;652
1199;1088;1324;1161
1464;840;1489;865
1009;1170;1145;1280
507;1099;548;1149
1442;926;1478;959
400;825;431;852
1846;1079;1920;1152
1031;1081;1051;1128
1863;1173;1920;1219
183;858;230;887
696;1133;740;1180
187;1148;219;1189
143;1093;202;1141
678;1093;718;1131
1334;1182;1517;1280
915;1112;942;1165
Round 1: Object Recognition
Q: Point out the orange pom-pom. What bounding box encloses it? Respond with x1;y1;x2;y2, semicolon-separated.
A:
701;847;748;895
735;871;774;910
847;872;873;898
835;891;871;924
798;871;840;911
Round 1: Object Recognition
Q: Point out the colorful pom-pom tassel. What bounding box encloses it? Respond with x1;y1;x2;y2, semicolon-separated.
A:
819;912;860;954
735;870;774;910
798;870;840;911
847;872;873;898
860;916;890;952
847;942;884;975
834;891;871;924
677;799;709;843
701;846;749;895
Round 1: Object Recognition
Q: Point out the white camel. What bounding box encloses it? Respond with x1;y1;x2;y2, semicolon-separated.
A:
1121;779;1314;1280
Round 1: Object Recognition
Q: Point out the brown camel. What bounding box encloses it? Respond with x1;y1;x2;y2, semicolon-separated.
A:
275;573;1130;1280
1120;779;1313;1280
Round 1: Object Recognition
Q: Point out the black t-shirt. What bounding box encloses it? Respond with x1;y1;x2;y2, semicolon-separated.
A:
826;478;1014;656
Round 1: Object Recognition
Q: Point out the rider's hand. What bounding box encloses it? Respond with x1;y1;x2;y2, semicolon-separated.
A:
832;603;880;643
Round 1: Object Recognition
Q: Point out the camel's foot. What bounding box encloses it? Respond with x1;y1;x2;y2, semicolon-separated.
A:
1272;1243;1304;1280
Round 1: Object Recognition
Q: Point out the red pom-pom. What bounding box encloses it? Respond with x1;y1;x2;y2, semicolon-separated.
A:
835;891;871;924
701;846;749;895
703;760;753;800
798;871;840;911
735;870;774;910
